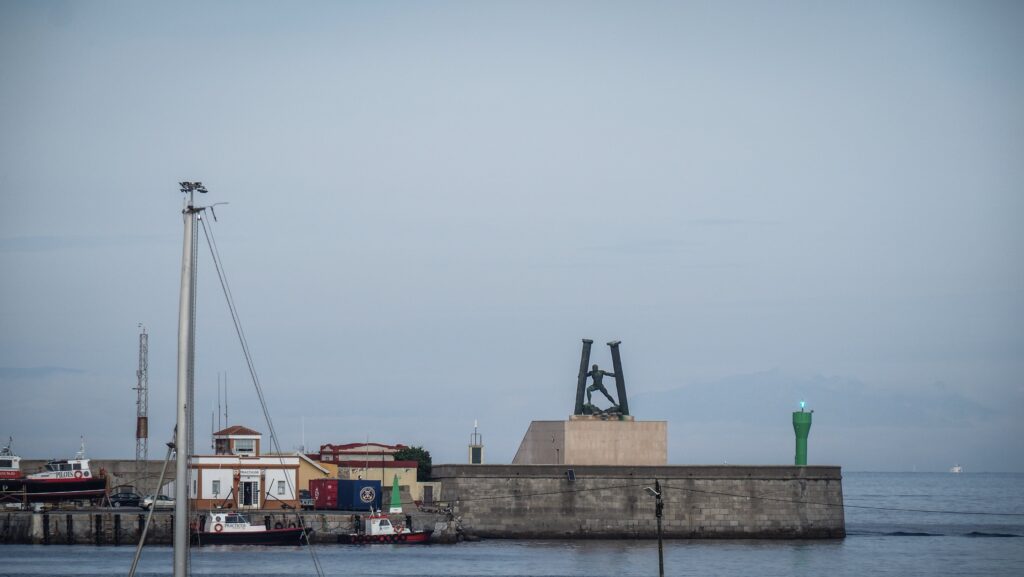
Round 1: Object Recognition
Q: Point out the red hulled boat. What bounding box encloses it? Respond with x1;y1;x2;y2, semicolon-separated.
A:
339;511;433;544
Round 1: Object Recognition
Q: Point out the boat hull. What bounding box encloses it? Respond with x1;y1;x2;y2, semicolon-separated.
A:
191;527;310;546
339;529;433;544
0;478;107;502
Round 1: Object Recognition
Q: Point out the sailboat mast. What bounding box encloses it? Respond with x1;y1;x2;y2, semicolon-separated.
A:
174;181;205;577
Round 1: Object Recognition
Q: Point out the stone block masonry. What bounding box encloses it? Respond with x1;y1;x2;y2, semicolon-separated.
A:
433;464;845;539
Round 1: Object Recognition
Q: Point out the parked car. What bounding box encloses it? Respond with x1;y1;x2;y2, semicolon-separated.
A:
299;490;314;510
141;494;175;510
109;491;142;508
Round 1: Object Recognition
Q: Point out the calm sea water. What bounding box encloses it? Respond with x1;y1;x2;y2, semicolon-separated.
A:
3;473;1022;577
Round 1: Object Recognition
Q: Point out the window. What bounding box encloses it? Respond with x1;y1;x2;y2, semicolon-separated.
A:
72;463;82;471
212;480;221;495
277;481;285;495
233;439;255;454
0;459;12;468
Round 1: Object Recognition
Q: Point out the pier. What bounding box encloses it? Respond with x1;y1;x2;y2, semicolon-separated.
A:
1;510;452;545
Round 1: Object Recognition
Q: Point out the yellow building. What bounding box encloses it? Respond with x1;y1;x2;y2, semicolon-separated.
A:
295;453;332;493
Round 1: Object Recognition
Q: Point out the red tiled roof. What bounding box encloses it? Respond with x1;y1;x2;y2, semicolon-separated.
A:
213;425;261;436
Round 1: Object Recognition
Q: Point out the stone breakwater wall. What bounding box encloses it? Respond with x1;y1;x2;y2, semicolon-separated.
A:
433;464;845;539
0;510;447;545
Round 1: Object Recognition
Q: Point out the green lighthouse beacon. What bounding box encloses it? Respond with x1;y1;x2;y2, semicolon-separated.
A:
792;401;813;466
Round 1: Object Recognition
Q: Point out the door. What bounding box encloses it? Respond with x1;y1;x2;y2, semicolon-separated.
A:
423;485;433;504
241;481;255;507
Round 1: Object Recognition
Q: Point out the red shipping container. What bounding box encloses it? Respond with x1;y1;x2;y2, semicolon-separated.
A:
310;479;338;510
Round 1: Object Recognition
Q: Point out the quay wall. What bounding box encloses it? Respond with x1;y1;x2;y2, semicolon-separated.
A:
0;510;446;545
433;464;845;539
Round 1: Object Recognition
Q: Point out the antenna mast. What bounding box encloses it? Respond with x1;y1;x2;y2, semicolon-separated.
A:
134;324;149;469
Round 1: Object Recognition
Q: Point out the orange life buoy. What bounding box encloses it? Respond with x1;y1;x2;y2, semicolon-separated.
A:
74;471;83;479
214;523;224;533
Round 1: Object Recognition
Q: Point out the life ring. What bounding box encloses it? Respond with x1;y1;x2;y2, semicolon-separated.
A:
214;523;224;533
74;471;83;479
289;522;297;529
275;522;283;529
394;524;404;533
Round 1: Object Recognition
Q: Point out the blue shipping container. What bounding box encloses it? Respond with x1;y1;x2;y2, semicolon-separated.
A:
338;479;382;511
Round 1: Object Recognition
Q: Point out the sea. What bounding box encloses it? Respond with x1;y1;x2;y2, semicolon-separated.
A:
2;472;1022;577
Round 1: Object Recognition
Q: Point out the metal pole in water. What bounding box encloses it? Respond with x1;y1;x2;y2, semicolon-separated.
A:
655;479;664;577
645;480;665;577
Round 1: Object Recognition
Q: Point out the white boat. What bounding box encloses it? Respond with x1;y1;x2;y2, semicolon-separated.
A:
191;511;310;546
339;511;433;544
0;440;107;503
949;464;964;473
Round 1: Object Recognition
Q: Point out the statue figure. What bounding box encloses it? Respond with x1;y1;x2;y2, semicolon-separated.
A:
574;339;630;416
586;364;618;407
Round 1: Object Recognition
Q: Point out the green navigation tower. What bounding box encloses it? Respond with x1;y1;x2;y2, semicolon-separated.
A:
792;401;813;466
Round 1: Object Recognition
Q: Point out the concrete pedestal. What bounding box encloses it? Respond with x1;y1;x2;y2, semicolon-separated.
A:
511;417;667;466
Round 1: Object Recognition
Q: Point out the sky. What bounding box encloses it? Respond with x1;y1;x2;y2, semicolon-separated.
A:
1;0;1021;472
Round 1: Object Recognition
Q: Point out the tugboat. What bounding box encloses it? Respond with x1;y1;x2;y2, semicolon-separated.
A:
0;440;106;504
191;511;311;546
339;511;433;544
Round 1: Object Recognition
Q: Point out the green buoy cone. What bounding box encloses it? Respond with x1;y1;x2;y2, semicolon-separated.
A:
389;474;402;513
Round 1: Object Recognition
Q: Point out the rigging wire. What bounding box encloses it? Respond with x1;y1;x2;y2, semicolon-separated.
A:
199;216;326;577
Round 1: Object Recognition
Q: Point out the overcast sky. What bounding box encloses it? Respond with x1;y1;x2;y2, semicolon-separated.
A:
1;1;1021;472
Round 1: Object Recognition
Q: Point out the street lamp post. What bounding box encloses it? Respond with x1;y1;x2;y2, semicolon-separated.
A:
645;479;665;577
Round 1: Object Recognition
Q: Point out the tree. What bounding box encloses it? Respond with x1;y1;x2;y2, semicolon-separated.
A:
393;446;432;482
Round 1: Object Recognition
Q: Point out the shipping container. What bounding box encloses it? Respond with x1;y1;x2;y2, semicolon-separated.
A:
339;479;381;511
309;479;338;510
308;478;382;511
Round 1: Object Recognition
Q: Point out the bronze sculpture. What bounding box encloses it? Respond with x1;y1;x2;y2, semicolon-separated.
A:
586;364;617;406
574;339;630;416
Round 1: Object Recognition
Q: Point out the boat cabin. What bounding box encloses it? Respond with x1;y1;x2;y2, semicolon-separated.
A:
0;442;21;479
363;512;403;536
29;457;93;480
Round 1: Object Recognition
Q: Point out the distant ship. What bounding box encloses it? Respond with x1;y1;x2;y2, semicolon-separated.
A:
949;464;964;473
